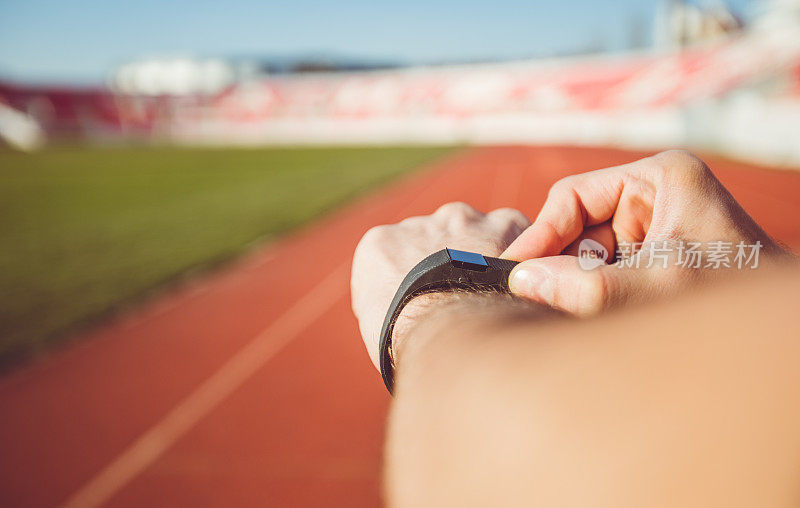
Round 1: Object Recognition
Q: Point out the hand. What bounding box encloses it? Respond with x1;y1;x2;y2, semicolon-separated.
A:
502;150;788;315
351;202;531;369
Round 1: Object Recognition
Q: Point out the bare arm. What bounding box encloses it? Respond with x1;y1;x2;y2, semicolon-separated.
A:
387;267;800;508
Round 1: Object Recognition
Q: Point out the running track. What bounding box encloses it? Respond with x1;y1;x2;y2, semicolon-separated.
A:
1;146;799;507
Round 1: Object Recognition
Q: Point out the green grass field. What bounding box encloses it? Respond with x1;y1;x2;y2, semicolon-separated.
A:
0;145;452;366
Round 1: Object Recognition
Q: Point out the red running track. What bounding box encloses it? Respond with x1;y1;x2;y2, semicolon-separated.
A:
1;146;799;507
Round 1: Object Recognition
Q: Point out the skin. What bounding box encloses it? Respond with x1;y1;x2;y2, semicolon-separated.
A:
350;150;797;507
351;202;532;369
387;268;800;508
501;150;787;315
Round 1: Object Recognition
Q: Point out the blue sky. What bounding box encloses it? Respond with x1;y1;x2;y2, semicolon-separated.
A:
0;0;753;84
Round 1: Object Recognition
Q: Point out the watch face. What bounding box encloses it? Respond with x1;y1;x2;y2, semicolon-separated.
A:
446;248;489;271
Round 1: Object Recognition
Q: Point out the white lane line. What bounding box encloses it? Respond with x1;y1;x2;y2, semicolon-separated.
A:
62;264;349;508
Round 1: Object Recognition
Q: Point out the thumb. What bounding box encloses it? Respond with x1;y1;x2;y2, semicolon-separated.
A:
508;255;653;317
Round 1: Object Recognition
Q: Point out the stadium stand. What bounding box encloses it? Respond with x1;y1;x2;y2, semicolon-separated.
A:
1;0;799;164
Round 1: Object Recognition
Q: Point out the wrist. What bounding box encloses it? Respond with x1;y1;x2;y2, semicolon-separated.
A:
376;248;525;394
391;292;460;366
390;290;556;372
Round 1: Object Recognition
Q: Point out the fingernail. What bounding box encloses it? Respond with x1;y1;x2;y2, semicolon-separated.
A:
510;266;553;301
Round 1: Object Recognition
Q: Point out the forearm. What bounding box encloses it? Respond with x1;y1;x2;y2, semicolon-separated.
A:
386;292;559;506
386;267;800;508
391;291;551;383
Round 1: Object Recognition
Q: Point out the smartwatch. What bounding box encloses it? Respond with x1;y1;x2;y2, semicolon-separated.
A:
378;248;519;394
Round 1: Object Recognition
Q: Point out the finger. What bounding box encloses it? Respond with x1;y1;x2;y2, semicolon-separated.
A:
501;163;636;261
507;254;662;317
611;176;655;245
562;222;616;260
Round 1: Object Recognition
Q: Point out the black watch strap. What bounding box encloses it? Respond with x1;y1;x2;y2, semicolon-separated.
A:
378;248;519;395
